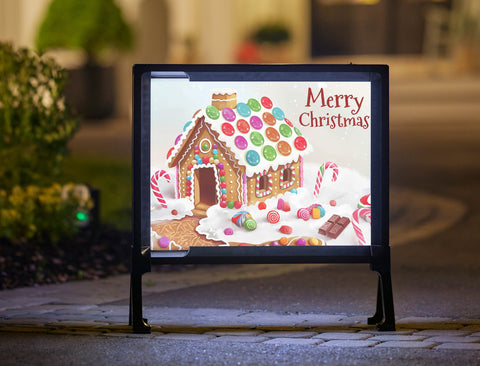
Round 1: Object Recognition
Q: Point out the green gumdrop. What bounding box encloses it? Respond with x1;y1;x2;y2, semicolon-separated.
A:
279;123;292;138
227;201;235;209
247;98;261;112
250;131;264;146
206;105;220;119
262;145;277;161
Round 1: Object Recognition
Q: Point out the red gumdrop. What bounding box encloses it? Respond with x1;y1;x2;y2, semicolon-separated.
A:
166;147;174;160
234;201;242;209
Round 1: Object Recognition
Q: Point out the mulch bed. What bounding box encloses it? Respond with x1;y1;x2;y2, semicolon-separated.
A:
0;226;132;290
0;226;196;290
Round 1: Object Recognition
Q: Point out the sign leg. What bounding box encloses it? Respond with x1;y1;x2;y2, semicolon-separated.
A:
376;269;395;331
368;277;384;325
368;268;395;331
130;270;151;333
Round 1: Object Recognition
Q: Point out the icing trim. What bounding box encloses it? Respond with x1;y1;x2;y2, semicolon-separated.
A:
242;174;248;205
190;163;221;205
212;97;236;102
199;138;212;153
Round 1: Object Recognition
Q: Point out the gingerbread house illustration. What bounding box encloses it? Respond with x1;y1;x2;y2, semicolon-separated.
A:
166;90;311;212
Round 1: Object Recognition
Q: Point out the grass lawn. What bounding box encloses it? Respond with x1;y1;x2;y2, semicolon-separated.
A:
60;155;132;230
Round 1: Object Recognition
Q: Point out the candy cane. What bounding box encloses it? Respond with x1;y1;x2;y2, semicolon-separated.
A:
151;170;171;208
352;208;371;246
358;194;371;223
314;161;339;197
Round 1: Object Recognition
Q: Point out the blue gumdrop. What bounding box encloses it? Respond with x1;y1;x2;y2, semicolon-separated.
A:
183;121;192;131
272;107;285;121
317;205;326;217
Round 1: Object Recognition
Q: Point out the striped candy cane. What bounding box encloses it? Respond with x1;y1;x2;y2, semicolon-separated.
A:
352;208;371;246
313;161;339;197
151;170;171;208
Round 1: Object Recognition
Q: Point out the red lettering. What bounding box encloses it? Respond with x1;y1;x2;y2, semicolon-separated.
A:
299;112;310;126
305;87;325;107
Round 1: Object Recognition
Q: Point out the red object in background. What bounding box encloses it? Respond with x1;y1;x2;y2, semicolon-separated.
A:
236;41;260;64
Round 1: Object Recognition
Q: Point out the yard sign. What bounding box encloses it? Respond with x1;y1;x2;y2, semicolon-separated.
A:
131;64;394;333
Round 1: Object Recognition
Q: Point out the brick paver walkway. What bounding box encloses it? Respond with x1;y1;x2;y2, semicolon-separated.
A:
1;304;479;350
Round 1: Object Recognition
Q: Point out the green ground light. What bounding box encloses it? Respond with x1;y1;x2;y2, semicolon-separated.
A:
76;211;89;221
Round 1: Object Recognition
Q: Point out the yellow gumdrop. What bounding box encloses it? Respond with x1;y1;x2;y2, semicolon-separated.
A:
308;237;319;246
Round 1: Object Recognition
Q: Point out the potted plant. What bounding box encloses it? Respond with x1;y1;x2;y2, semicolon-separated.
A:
36;0;133;119
252;23;292;63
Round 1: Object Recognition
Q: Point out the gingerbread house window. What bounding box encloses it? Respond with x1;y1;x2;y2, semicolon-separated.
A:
280;164;295;189
255;171;273;198
259;175;269;190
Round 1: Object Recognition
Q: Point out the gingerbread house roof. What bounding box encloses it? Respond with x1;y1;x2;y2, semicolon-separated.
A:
166;94;312;177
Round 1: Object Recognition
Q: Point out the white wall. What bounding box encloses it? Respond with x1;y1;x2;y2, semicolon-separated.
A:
0;0;50;47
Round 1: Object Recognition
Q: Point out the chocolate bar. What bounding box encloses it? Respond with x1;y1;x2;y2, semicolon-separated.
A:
318;215;350;239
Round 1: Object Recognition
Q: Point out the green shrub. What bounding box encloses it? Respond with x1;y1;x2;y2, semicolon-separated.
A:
0;42;79;190
252;23;291;44
0;183;93;244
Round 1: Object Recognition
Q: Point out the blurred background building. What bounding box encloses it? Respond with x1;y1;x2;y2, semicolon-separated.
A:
0;0;479;120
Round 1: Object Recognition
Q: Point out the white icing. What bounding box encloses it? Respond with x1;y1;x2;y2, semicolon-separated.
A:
211;88;236;95
195;164;370;246
212;97;236;102
150;166;194;222
199;138;212;153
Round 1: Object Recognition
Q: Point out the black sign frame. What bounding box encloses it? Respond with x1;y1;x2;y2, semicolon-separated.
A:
130;64;394;333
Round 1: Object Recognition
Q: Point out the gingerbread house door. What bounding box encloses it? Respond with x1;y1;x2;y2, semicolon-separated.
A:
193;166;218;213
